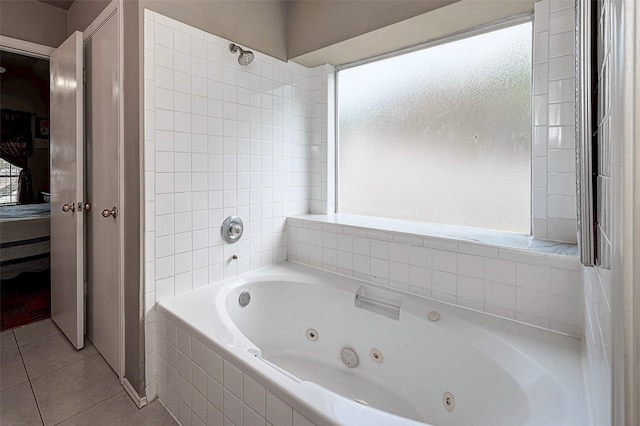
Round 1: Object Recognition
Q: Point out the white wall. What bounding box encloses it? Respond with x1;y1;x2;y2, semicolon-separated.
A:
143;9;311;398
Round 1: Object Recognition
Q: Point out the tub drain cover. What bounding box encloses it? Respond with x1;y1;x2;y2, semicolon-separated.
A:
239;291;251;307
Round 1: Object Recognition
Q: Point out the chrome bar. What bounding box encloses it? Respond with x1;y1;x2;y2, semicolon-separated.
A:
576;0;595;266
353;286;402;320
355;294;401;311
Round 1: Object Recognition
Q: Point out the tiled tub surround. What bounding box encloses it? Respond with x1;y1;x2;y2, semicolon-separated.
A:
581;0;615;424
583;266;612;425
155;310;319;426
532;0;578;242
142;0;587;412
154;263;588;426
287;215;582;337
308;64;335;215
143;10;312;398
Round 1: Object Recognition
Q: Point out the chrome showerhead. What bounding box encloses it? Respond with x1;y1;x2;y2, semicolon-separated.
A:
229;43;254;67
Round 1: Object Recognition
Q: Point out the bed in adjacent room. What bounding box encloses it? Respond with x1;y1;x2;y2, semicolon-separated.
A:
0;203;50;280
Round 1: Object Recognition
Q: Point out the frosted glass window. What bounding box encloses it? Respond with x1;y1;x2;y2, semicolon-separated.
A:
338;22;532;233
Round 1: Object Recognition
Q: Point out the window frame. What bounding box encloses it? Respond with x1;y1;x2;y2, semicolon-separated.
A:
0;158;22;205
334;14;535;234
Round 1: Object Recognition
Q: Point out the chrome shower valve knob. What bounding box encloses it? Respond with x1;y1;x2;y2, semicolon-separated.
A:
222;216;244;243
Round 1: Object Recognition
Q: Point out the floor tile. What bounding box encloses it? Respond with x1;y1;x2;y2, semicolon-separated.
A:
20;333;97;379
1;330;17;353
128;399;179;425
56;392;178;426
55;391;137;426
13;319;61;347
31;354;122;425
0;347;28;391
0;381;43;425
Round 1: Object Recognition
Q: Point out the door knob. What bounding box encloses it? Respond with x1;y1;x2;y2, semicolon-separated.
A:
101;206;118;219
62;203;75;212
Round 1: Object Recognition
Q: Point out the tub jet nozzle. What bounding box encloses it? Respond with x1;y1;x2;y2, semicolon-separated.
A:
340;347;359;368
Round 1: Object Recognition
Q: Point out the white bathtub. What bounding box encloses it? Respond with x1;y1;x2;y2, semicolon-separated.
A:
155;262;588;426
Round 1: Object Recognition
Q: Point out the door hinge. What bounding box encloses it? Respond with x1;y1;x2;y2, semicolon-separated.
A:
84;281;87;296
83;68;86;84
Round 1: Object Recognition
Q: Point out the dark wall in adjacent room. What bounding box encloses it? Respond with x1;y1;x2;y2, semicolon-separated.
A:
0;51;50;200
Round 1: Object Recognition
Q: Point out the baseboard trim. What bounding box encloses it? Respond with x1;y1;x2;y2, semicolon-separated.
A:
122;378;148;408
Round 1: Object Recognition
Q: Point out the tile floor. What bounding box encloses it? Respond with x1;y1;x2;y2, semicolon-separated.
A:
0;319;177;425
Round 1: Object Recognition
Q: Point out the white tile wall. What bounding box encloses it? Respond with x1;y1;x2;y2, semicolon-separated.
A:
155;311;319;426
287;217;583;336
308;65;334;215
143;2;588;411
143;9;312;399
583;0;614;424
532;0;578;243
584;266;612;425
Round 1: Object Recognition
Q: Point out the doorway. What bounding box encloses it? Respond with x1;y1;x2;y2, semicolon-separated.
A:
0;10;123;377
0;50;52;331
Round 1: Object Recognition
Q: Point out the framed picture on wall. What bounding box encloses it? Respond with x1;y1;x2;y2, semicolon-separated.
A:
36;118;49;138
34;138;48;149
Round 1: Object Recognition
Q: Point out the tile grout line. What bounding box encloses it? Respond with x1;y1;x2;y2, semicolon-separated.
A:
47;347;123;425
14;330;46;426
6;321;157;425
50;390;126;426
25;350;119;425
19;339;96;381
12;322;98;425
0;334;26;392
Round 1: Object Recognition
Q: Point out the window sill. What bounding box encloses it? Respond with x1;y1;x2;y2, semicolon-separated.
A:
288;213;578;258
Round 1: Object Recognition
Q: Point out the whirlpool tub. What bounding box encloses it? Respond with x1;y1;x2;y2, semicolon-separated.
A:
154;262;588;426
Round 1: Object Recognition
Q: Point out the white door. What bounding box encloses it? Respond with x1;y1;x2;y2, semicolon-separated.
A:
85;13;120;373
50;31;85;350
